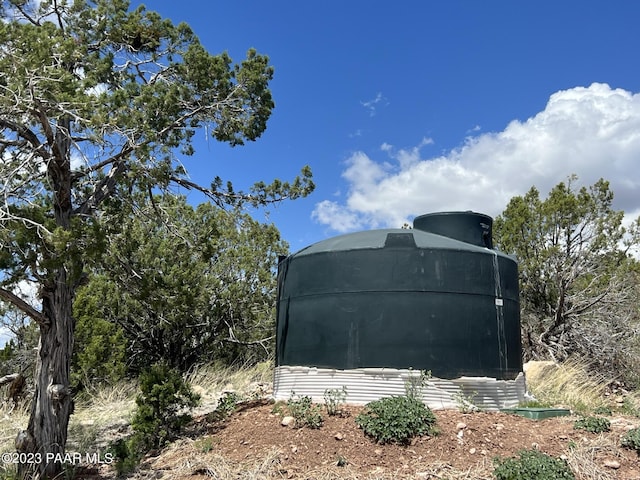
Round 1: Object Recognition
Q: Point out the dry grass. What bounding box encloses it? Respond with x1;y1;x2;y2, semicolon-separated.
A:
186;360;273;413
564;435;620;480
525;358;609;413
137;439;283;480
0;399;30;454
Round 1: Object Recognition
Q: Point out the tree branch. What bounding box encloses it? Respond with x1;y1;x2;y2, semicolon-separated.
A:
0;287;46;326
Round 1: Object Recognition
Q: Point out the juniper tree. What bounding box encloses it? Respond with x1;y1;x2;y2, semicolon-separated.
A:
0;1;312;477
494;176;640;377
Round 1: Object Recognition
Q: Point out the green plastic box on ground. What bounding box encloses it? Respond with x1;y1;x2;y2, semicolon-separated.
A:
501;407;571;420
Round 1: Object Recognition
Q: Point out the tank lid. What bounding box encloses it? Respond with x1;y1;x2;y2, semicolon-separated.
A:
413;211;493;249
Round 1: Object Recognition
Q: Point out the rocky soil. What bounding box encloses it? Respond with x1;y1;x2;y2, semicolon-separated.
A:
78;398;640;480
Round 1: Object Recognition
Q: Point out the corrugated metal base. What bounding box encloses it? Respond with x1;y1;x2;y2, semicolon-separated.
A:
273;365;526;411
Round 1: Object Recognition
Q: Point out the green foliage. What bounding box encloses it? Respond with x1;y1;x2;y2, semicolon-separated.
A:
72;282;126;390
622;396;640;417
0;1;311;476
323;386;348;416
518;400;551;408
131;363;200;450
207;392;240;422
107;437;142;476
573;416;611;433
194;437;216;453
592;406;613;416
404;369;431;400
109;363;200;474
0;340;17;375
0;464;18;480
493;176;640;379
80;195;289;374
271;400;287;415
355;396;437;445
287;394;324;429
493;449;575;480
452;389;479;413
621;427;640;453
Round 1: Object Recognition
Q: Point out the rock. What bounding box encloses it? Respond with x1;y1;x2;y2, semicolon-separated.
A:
334;433;344;440
281;416;296;427
456;422;467;430
494;423;505;431
469;448;476;454
603;459;621;469
374;449;382;455
290;445;298;453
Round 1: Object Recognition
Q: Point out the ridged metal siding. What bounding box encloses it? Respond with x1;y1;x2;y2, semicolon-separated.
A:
273;366;526;411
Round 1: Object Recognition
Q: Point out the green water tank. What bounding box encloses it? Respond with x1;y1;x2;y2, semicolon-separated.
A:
275;211;522;380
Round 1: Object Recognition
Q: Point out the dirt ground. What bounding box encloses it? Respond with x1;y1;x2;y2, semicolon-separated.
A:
118;399;640;480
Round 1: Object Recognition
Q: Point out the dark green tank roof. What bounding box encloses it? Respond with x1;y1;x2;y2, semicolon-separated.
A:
293;228;500;257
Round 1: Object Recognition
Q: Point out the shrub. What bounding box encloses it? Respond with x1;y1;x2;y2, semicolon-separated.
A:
107;437;142;476
355;395;437;445
109;363;200;473
131;363;200;448
493;449;575;480
573;416;611;433
287;394;323;429
323;386;348;416
621;427;640;453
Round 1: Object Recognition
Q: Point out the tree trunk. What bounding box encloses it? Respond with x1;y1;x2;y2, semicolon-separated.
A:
17;268;75;480
17;116;76;480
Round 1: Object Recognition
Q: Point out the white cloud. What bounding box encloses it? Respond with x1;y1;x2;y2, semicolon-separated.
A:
361;92;387;117
314;83;640;233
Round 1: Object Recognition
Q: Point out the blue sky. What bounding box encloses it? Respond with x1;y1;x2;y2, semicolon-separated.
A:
142;1;640;253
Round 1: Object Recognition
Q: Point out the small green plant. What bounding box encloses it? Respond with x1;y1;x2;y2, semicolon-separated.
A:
621;396;640;417
194;436;216;453
107;437;143;476
287;393;323;429
453;389;479;413
271;400;286;415
593;406;613;416
323;386;348;416
573;415;611;433
518;399;551;408
621;427;640;453
404;368;431;399
207;391;240;422
335;455;348;467
493;449;575;479
355;395;437;445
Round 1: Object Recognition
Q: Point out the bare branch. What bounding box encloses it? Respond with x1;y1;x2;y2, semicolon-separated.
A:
0;287;46;326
